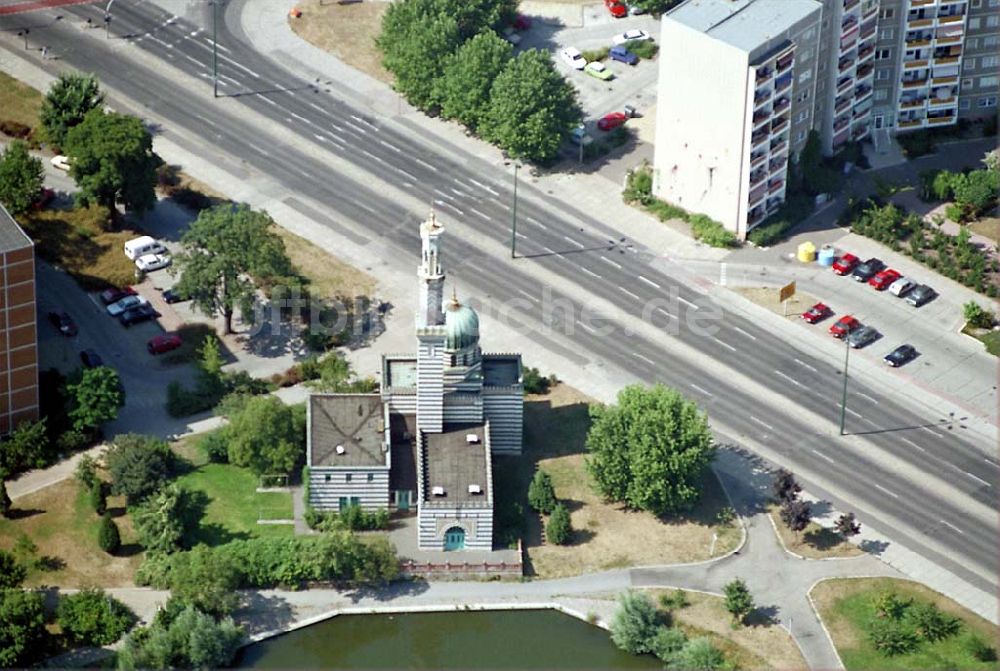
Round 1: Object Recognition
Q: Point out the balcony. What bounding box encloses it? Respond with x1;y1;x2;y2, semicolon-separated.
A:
935;55;960;65
838;56;855;72
769;158;786;173
853;106;871;119
935;33;962;45
774;75;792;94
837;76;854;94
900;97;926;108
906;36;932;47
899;118;924;128
928;96;957;107
904;58;930;69
776;53;794;73
902;77;929;88
754;90;772;108
858;45;875;62
855;86;873;103
756;68;773;84
938;13;964;24
771;117;789;134
748;184;768;206
766;196;784;212
751;130;769;148
841;15;859;34
910;0;935;5
834;117;850;133
773;97;791;114
835;96;852;114
832;129;851;148
844;0;860;10
767;179;785;194
852;124;871;140
928;115;957;125
856;63;874;79
907;17;934;27
859;21;877;39
748;208;766;227
862;4;878;20
770;138;788;154
932;74;959;85
750;169;767;186
751;151;767;167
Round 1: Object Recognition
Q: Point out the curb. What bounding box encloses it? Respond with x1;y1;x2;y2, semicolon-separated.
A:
765;509;868;563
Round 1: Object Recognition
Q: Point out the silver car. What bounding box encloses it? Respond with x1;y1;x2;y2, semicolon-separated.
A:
888;277;915;297
848;325;879;349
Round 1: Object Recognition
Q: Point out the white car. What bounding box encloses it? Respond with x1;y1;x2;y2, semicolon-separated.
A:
888;276;916;297
135;253;172;272
560;47;587;70
612;29;652;45
106;294;149;317
51;155;71;171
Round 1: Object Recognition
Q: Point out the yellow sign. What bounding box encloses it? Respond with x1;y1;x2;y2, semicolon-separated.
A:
779;281;796;303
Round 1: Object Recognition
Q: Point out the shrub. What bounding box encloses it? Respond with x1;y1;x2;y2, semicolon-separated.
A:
689;214;737;248
747;194;814;246
674;637;726;669
581;47;609;62
658;589;689;610
197;428;229;464
132;484;203;554
963;301;995;329
906;602;961;642
873;590;910;620
965;633;998;662
0;549;27;588
117;605;243;671
522;366;556;394
868;618;920;656
74;454;99;489
337;505;391;531
98;513;121;554
646;199;689;222
166;380;222;418
723;577;755;625
649;627;688;664
898;129;935;158
0;120;31;138
0;481;10;519
624;39;658;59
89;480;107;515
623;164;654;205
610;590;661;654
56;588;136;646
0;589;46;667
106;434;173;505
527;469;557;514
545;502;572;545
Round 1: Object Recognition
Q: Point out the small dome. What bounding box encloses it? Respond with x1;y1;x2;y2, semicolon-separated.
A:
445;296;479;351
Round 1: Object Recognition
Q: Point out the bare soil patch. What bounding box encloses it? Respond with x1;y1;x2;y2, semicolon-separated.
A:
767;505;863;559
289;0;391;84
734;286;820;320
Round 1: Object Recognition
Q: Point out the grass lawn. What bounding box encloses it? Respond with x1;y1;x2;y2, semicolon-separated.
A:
289;0;391;84
962;324;1000;357
161;323;216;365
767;505;863;559
274;225;375;300
0;479;144;588
0;70;43;131
811;577;999;670
967;217;998;245
17;205;138;290
172;437;294;546
644;589;807;670
497;384;742;578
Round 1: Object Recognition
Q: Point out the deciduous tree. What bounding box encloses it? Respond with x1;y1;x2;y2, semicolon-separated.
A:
0;418;50;476
168;545;241;616
0;480;11;519
586;384;714;516
723;578;755;625
649;627;688;664
174;204;291;334
39;72;105;148
0;550;26;588
610;590;661;654
0;589;46;668
834;512;861;539
378;6;461;109
64;109;159;214
132;483;201;554
225;395;304;476
56;588;136;646
772;468;801;504
66;366;125;431
673;637;726;669
0;141;44;215
434;32;512;130
780;498;811;538
117;605;243;671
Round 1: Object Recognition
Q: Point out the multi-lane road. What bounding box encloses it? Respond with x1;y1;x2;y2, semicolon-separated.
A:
1;0;996;595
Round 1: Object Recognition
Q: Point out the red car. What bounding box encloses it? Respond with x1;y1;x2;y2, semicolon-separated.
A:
829;315;861;338
100;286;137;305
513;13;532;30
605;0;627;17
801;302;832;324
147;334;183;355
869;268;901;290
32;187;55;210
598;112;628;131
832;253;858;275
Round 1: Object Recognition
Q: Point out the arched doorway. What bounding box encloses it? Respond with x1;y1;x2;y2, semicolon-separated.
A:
444;526;465;551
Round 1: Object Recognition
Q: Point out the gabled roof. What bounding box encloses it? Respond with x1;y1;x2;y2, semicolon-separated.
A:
0;204;33;254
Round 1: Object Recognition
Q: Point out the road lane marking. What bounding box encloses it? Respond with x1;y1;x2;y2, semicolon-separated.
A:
874;484;900;499
940;520;965;535
542;246;557;255
516;289;538;303
435;200;464;216
527;217;548;230
638;275;660;289
600;256;622;269
580;266;601;279
360;149;386;164
677;296;698;310
449;187;470;198
901;437;926;452
394;167;418;181
963;471;991;488
413;158;436;172
811;449;835;464
247;142;270;156
732;326;757;340
633;353;655;366
469;208;491;221
794;358;818;373
468;178;499;196
433;189;455;201
350;114;379;130
713;337;736;352
577;320;596;334
921;426;944;438
656;308;675;321
620;286;640;300
689;383;712;397
379;139;402;153
259;96;277;107
845;407;862;418
857;392;879;404
563;236;585;248
774;370;805;388
749;416;774;431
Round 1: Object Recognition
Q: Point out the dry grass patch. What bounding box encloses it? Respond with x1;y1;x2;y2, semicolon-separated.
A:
734;286;820;319
500;384;742;578
644;589;807;670
274;225;375;299
290;0;391;84
767;505;863;559
0;479;143;588
968;217;999;244
0;71;43;131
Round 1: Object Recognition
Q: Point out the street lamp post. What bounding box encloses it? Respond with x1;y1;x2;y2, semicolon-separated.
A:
104;0;116;39
510;162;519;259
17;29;29;49
839;335;851;435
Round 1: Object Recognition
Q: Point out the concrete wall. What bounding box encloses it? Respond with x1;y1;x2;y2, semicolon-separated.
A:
308;467;390;511
418;505;494;551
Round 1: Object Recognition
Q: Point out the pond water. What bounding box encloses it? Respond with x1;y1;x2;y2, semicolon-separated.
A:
238;609;661;670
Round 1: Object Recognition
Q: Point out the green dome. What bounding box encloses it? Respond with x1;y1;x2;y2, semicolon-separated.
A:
445;298;479;350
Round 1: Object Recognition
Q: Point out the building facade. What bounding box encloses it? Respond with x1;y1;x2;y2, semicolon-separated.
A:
654;0;997;237
307;212;524;551
0;204;39;436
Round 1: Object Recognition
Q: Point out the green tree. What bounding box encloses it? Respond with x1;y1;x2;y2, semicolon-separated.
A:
0;418;50;475
674;637;727;670
772;468;801;503
64;109;159;214
628;0;684;13
952;169;998;216
545;502;572;545
378;5;461;109
0;550;27;588
586;384;715;516
834;512;861;539
98;513;122;554
57;588;136;646
225;395;304;476
39;72;105;148
527;469;557;514
66;366;124;431
89;481;107;515
0;480;11;519
482;49;581;162
75;454;99;489
132;484;202;554
610;590;661;654
963;300;995;328
906;602;961;642
723;578;755;625
435;32;512;130
649;626;688;664
117;605;243;671
174;204;292;334
106;434;172;505
0;589;46;668
169;545;242;616
0;141;45;216
868;618;919;656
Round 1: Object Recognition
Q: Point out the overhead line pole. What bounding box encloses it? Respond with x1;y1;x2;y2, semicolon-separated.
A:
839;335;851;436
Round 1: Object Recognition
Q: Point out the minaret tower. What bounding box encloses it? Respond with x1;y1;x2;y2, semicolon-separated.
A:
415;210;446;433
418;210;445;328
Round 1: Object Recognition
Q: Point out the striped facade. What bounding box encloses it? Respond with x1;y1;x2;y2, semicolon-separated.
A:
443;392;484;424
483;387;524;454
416;331;445;433
0;205;38;436
307;467;390;511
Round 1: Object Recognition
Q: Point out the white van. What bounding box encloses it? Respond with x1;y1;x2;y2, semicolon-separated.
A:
124;236;166;260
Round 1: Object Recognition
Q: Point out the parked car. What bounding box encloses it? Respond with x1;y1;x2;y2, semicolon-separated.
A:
585;61;614;80
605;0;627;17
107;294;148;317
147;333;183;355
609;45;638;65
119;304;159;328
851;257;885;282
848;325;880;349
50;155;70;171
100;286;137;305
829;315;860;338
135;253;172;272
502;27;521;45
32;187;55;210
905;284;936;307
888;277;916;297
801;302;832;324
124;235;167;260
48;311;78;336
628;2;646;14
560;47;587;70
597;112;628;131
832;252;858;275
612;29;652;45
869;268;901;291
79;349;103;368
884;344;918;367
161;288;188;304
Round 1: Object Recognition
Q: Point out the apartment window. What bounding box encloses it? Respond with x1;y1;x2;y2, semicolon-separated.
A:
798;69;812;83
968;18;981;29
986;15;999;28
796;90;810;102
967;38;979;49
795;110;810;123
962;77;974;90
967;57;977;68
876;69;891;80
880;28;894;40
989;0;999;7
984;36;1000;48
875;90;889;101
982;56;1000;69
979;96;998;107
324;474;331;482
880;7;894;18
346;473;353;482
980;75;1000;88
796;130;807;143
876;48;891;60
971;0;982;5
960;99;971;109
802;27;816;41
366;473;374;482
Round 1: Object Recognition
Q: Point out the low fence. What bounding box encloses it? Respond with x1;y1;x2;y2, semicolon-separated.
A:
399;541;524;578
